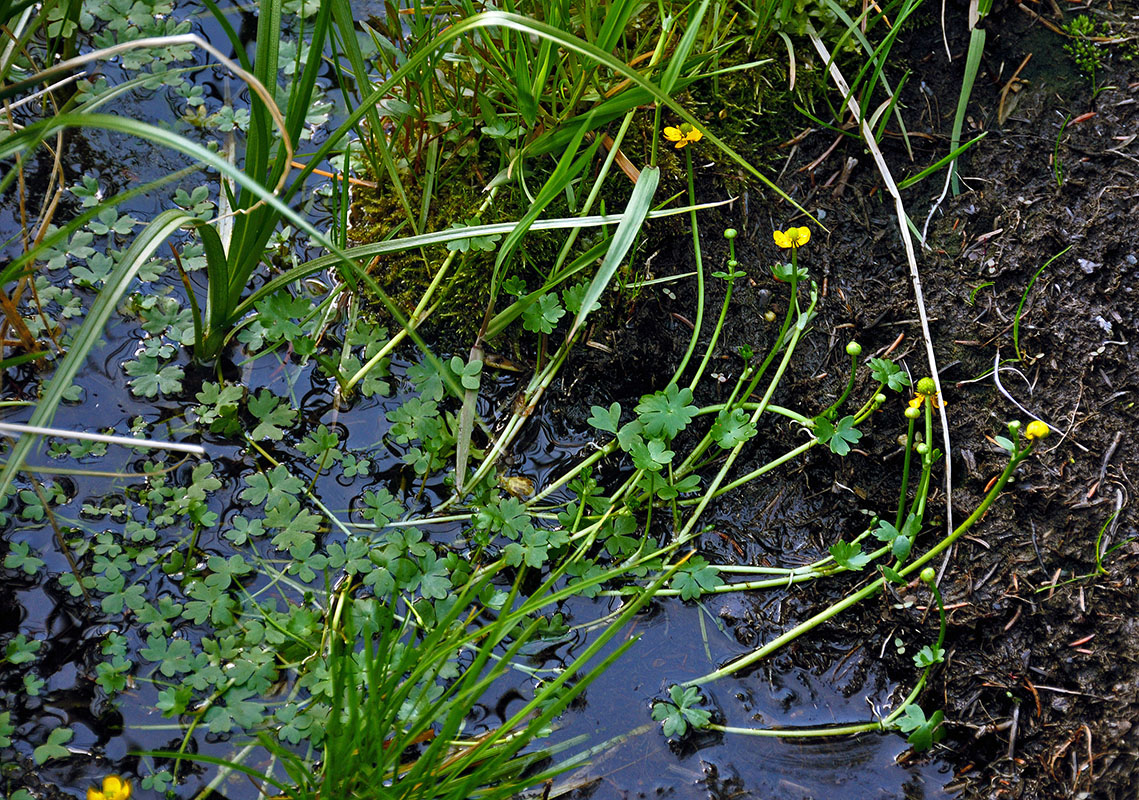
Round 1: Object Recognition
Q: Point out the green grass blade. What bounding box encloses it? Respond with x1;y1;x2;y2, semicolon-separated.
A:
294;11;809;225
196;221;231;358
567;165;660;341
660;0;711;94
488;121;604;323
1013;245;1071;361
950;27;986;194
234;200;731;321
897;132;986;190
328;0;419;233
596;0;642;53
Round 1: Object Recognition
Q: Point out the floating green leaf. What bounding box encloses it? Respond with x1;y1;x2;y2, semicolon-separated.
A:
636;384;698;440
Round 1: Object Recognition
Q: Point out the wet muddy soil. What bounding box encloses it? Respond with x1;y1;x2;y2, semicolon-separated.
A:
555;3;1139;797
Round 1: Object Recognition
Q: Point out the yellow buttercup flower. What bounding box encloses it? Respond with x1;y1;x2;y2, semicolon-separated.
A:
907;377;942;410
1025;420;1050;440
773;226;810;249
663;123;703;149
88;776;131;800
907;394;943;410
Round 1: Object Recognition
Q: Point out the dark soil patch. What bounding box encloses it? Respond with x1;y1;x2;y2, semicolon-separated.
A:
552;3;1139;797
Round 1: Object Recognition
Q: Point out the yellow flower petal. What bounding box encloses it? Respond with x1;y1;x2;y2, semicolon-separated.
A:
663;127;683;142
1025;420;1050;440
790;226;810;246
908;396;922;410
773;230;792;248
686;129;703;143
103;776;130;800
88;788;103;800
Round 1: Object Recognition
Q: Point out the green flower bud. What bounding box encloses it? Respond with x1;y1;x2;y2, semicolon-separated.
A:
846;341;862;356
916;442;930;455
724;228;738;239
920;567;936;585
916;377;937;395
905;406;921;420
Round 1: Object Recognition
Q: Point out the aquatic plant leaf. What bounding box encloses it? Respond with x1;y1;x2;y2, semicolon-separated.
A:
255;290;311;343
95;656;132;694
449;356;483;391
652;685;712;737
101;583;145;615
521;292;566;334
358;488;403;527
869;357;910;391
635;384;697;440
813;416;834;445
629;437;674;472
562;281;601;315
896;705;945;751
4;634;40;665
671;557;721;600
892;536;913;561
873;519;901;542
880;565;906;585
587;402;621;434
239;465;303;508
297;424;341;462
710;407;757;449
419;551;453;601
4;542;45;576
652;473;702;501
32;727;73;764
141;635;195;677
828;415;862;456
247;389;297;441
0;711;13;748
914;645;946;668
124;354;185;398
830;540;871;570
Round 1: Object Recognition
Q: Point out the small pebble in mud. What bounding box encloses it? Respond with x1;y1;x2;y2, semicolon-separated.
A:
754;288;771;313
1078;258;1101;274
499;474;535;498
1126;254;1138;266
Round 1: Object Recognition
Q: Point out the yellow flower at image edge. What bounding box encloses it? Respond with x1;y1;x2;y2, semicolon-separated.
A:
1025;420;1050;440
663;124;702;149
773;226;811;249
88;776;131;800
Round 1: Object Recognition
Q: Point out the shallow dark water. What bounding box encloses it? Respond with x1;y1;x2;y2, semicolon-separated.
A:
0;3;971;799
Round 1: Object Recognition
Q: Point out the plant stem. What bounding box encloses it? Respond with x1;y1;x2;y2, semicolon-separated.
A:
673;146;705;386
895;413;916;530
685;447;1029;685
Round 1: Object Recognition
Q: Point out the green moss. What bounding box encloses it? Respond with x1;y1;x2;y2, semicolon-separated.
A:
1063;14;1106;77
349;177;496;347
